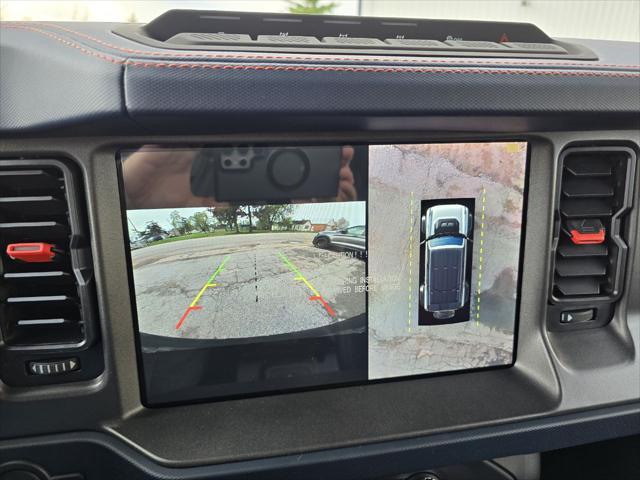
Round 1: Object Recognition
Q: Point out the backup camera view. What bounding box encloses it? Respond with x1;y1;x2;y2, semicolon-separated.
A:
129;203;366;339
121;142;526;402
122;145;370;401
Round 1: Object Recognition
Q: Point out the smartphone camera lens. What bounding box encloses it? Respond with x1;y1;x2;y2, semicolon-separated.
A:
239;159;248;167
267;148;310;190
223;159;233;167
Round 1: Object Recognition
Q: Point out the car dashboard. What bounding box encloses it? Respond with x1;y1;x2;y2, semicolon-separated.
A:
0;9;639;480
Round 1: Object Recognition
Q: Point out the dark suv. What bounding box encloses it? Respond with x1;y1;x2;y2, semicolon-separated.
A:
420;204;472;320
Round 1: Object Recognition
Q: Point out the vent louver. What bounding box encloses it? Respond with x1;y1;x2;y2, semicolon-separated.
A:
551;146;636;303
0;160;96;350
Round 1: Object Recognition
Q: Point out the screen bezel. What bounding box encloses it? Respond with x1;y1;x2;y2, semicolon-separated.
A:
117;140;530;407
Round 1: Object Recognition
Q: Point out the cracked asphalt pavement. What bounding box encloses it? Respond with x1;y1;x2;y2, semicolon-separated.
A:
131;232;366;339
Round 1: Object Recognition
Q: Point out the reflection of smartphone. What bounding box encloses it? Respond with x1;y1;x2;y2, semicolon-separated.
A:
191;146;341;203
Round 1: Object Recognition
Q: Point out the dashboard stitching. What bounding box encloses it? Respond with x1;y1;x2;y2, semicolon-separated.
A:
13;21;640;71
4;25;640;79
2;25;126;65
127;62;640;77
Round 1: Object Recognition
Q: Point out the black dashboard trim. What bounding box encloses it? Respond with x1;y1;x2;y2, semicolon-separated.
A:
4;24;635;77
1;402;638;477
10;22;638;69
1;22;639;135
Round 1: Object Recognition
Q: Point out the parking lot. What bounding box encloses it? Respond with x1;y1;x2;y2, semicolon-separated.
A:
131;232;366;339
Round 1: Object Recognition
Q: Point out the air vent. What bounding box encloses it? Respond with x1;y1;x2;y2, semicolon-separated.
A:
550;146;636;303
0;160;97;350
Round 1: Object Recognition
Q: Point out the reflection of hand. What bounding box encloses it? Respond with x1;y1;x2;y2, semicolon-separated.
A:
123;148;215;209
338;146;357;201
123;146;358;209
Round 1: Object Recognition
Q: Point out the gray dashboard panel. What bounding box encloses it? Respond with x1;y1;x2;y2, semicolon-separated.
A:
0;24;126;132
0;131;638;474
1;403;638;480
0;17;639;478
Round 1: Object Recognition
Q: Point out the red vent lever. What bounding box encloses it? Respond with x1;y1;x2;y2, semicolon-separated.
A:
566;219;606;245
6;243;57;263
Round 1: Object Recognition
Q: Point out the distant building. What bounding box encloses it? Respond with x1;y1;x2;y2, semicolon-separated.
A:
292;220;312;231
311;223;328;232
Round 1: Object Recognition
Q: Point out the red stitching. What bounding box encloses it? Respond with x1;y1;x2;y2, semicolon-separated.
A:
3;25;125;65
125;61;640;77
22;21;640;71
4;25;640;79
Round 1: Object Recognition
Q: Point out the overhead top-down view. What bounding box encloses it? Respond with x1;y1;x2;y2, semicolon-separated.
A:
0;1;639;479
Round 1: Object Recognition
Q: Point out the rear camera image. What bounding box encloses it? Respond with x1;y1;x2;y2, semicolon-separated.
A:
367;142;527;380
128;202;366;339
121;145;369;402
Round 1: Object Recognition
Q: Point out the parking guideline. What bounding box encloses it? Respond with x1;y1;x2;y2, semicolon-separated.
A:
189;255;229;308
278;252;336;318
475;188;486;326
175;255;229;330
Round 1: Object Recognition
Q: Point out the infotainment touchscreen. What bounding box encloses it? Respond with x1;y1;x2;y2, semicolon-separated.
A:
119;142;528;405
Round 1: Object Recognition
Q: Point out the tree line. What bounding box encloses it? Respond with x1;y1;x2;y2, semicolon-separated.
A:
142;205;295;238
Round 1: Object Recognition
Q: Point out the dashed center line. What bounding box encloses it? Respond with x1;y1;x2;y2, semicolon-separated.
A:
254;252;259;303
